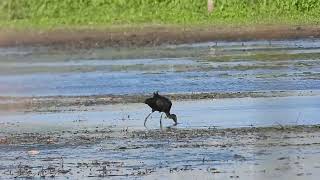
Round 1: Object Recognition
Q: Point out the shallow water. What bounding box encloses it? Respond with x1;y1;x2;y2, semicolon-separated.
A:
1;95;319;133
1;39;320;96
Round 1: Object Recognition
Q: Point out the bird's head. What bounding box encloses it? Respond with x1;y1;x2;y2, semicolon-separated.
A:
153;91;159;97
169;114;177;125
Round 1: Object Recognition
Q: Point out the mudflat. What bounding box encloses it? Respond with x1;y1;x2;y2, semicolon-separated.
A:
1;25;320;48
1;124;320;179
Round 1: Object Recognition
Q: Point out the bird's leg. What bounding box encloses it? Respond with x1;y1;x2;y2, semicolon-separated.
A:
160;113;163;129
144;112;153;127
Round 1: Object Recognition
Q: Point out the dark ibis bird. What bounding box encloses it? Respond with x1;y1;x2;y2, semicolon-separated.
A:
144;92;177;127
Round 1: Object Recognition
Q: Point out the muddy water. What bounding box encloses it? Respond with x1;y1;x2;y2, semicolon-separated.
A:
1;39;320;96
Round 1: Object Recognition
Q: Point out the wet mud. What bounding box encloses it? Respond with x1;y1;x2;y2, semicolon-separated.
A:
1;25;320;48
1;125;320;179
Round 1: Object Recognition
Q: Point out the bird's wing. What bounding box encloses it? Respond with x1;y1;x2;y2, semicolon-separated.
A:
155;99;165;109
156;98;172;112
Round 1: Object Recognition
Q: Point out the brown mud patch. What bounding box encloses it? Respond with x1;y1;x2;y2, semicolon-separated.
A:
1;25;320;48
1;124;320;146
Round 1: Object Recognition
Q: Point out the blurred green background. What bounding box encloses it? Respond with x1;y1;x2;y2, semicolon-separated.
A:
1;0;319;29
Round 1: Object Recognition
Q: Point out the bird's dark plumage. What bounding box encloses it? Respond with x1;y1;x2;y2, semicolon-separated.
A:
144;92;177;126
145;92;172;113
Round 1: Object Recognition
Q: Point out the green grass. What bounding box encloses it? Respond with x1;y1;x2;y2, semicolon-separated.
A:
1;0;320;29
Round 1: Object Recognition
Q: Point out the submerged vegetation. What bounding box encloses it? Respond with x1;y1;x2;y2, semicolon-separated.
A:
0;0;320;28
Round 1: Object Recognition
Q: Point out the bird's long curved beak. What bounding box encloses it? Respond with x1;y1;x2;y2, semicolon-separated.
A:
173;121;178;126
